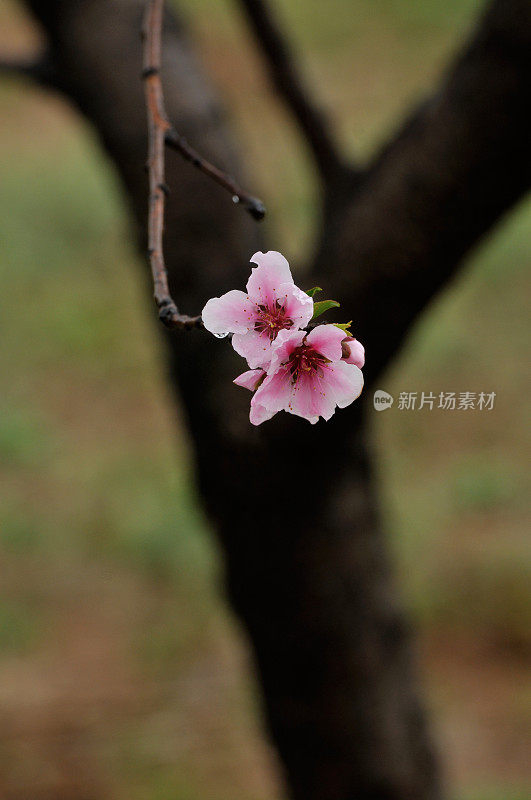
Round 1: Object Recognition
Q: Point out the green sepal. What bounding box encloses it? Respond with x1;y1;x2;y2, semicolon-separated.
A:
311;299;340;320
306;286;323;298
334;321;352;334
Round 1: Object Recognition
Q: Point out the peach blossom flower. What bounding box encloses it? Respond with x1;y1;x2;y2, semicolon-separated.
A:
234;325;364;425
202;251;313;369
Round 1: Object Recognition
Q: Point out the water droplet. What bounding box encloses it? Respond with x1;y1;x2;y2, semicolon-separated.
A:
213;331;230;339
232;195;239;204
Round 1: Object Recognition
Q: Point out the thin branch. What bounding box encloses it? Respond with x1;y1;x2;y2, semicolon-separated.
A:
165;130;265;220
237;0;345;181
142;0;264;330
143;0;190;329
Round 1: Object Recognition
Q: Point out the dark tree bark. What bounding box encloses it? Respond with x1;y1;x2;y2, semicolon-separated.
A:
16;1;531;798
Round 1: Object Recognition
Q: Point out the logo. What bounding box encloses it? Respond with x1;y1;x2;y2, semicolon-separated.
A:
373;390;394;411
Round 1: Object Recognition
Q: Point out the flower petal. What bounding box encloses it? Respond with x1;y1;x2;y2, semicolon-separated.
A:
288;373;319;424
305;324;346;362
278;283;314;329
342;337;365;368
305;370;337;421
233;369;265;392
246;251;293;305
202;290;255;336
232;329;273;369
268;329;305;375
323;361;364;409
249;400;276;426
252;366;294;415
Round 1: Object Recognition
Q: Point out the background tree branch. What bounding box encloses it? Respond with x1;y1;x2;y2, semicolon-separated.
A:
322;0;531;385
0;53;58;88
237;0;348;183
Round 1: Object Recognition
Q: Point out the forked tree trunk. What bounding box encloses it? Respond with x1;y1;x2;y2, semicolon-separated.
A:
23;1;531;798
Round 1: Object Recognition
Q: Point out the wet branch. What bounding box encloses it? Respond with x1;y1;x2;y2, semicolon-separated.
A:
165;129;265;220
142;0;263;330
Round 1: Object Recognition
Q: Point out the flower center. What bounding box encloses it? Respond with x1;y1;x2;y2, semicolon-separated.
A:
287;344;328;383
254;300;293;341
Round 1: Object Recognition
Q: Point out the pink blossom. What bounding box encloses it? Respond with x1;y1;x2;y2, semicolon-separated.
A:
238;325;364;425
202;251;313;369
341;336;365;368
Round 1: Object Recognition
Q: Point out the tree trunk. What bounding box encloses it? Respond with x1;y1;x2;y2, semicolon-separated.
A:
22;0;531;798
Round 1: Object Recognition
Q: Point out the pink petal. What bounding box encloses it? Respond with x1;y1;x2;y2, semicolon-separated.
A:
305;325;346;362
288;373;319;424
252;366;294;415
232;328;273;370
246;251;293;305
279;283;314;329
268;329;305;375
202;290;256;336
233;369;265;392
343;337;365;368
323;361;364;409
305;371;337;421
249;400;275;426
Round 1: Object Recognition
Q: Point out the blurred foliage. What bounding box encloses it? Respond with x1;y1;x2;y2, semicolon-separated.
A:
0;0;529;798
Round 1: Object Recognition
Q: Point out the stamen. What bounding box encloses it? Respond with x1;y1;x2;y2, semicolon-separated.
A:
285;344;329;385
254;300;294;341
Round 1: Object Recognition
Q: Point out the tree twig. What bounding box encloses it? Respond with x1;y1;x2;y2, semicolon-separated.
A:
165;129;265;220
143;0;191;329
237;0;345;182
142;0;264;330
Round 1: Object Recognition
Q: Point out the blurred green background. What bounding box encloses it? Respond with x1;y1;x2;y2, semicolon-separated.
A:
0;0;529;798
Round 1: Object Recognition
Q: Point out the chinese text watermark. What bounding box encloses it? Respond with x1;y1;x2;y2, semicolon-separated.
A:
373;391;496;411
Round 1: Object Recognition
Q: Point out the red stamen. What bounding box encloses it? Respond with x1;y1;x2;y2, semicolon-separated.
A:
254;302;294;341
287;344;329;384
